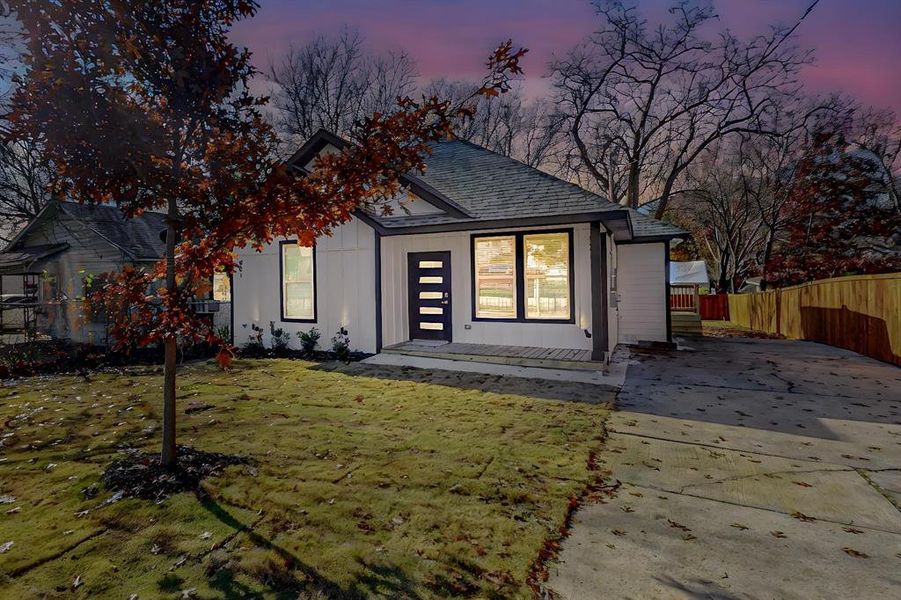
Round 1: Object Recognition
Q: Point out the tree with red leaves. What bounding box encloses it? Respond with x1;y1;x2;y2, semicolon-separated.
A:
5;0;525;468
765;129;901;287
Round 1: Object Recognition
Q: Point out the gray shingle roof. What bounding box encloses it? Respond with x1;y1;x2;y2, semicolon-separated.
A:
0;243;69;272
59;202;167;260
366;138;684;240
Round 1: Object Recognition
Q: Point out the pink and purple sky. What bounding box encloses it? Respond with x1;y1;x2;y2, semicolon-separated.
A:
231;0;901;113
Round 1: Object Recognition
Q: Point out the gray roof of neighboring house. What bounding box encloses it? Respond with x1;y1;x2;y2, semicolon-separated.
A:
0;243;69;271
56;202;167;260
291;130;685;241
1;201;167;264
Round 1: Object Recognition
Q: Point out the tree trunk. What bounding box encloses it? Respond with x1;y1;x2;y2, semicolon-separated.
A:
627;160;640;209
759;228;775;292
160;196;178;469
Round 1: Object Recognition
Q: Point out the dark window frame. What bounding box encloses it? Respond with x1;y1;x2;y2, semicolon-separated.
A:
279;240;318;323
470;228;575;324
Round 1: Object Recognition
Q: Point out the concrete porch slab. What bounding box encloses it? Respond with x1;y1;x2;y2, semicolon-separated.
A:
362;352;626;388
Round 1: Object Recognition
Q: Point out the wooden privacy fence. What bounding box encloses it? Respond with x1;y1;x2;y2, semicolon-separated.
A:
728;272;901;366
699;294;730;320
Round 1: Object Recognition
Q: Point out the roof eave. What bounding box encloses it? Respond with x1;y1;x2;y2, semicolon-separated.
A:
372;209;634;238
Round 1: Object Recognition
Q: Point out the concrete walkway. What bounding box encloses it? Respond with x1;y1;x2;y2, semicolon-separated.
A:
548;337;901;599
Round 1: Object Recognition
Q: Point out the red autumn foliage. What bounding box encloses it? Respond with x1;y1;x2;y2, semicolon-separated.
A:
5;1;526;359
765;130;901;287
5;0;525;465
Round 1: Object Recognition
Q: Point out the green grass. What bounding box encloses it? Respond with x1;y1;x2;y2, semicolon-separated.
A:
0;359;608;598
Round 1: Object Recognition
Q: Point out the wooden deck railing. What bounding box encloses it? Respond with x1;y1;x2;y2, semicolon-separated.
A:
670;283;700;314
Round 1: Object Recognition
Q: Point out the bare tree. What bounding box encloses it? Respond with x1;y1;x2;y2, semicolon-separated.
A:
424;79;562;167
0;137;51;242
550;0;817;212
677;139;767;292
268;29;417;150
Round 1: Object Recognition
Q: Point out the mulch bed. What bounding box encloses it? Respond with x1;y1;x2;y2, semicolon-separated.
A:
99;446;250;501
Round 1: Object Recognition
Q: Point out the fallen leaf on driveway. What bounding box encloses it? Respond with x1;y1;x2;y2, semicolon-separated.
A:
842;547;869;558
667;519;691;532
770;531;787;538
730;523;749;530
793;481;813;488
842;527;864;534
611;529;626;536
790;511;815;522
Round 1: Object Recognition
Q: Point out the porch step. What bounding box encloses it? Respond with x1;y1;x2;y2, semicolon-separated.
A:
382;342;605;372
671;311;702;335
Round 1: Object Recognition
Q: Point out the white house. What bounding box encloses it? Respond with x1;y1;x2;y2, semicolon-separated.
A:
232;130;685;362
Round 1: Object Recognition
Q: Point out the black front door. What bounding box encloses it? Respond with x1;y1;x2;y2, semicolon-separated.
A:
408;251;452;341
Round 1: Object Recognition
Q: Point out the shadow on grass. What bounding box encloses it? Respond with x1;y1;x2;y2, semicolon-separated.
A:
197;496;424;600
314;361;615;404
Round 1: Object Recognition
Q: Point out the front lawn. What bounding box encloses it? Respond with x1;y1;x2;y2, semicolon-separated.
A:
0;359;608;598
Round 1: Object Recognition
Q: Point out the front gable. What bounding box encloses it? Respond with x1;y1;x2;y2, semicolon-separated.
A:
285;129;471;229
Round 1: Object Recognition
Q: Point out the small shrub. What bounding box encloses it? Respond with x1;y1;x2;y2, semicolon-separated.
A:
298;327;321;356
269;321;291;354
331;327;350;362
241;323;265;357
215;325;231;343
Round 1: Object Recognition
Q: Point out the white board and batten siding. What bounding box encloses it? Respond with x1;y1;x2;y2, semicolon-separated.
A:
380;224;596;351
232;216;378;352
616;242;668;343
233;219;669;355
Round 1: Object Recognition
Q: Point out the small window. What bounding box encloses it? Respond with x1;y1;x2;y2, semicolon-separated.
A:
281;242;315;321
473;235;517;319
523;232;571;320
212;272;231;302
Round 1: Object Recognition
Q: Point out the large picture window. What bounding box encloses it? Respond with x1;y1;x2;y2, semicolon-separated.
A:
471;229;574;323
524;232;571;320
473;235;517;319
281;242;316;321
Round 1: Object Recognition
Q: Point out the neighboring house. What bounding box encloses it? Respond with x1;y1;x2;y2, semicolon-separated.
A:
670;260;710;289
0;200;230;344
738;277;763;294
232;130;685;360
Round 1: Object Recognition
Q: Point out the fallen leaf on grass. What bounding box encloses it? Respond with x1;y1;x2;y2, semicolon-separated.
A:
842;547;869;559
0;541;13;553
72;575;83;590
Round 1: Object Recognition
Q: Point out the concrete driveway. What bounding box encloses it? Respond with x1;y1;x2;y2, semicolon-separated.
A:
548;337;901;599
